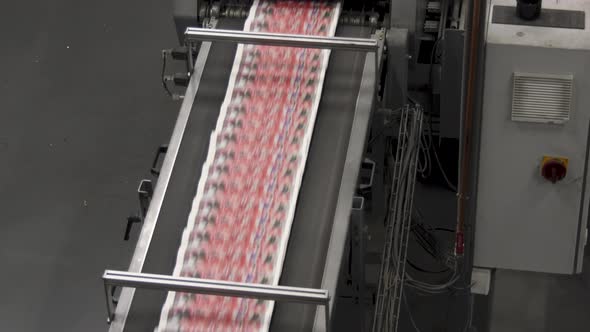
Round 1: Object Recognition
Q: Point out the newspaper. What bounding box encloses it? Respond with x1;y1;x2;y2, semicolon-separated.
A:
158;1;340;330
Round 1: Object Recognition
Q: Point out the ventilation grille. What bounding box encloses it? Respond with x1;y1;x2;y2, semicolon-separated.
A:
512;73;574;124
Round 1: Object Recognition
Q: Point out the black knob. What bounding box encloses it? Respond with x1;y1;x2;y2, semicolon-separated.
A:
517;0;542;20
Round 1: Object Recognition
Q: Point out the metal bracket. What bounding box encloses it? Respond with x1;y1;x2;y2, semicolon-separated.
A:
374;28;386;73
150;145;169;176
124;180;153;241
352;196;365;211
137;180;153;219
103;270;332;331
123;216;141;241
358;158;376;190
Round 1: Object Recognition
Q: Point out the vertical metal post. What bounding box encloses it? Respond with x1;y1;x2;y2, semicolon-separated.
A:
358;210;366;331
374;52;379;98
137;180;153;220
351;197;366;331
187;42;194;73
324;301;331;332
105;283;114;324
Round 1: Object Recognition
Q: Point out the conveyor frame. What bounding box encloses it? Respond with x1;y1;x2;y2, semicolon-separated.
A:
107;19;379;332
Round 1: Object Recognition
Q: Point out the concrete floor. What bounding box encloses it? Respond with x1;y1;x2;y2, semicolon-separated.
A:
487;256;590;332
0;1;178;331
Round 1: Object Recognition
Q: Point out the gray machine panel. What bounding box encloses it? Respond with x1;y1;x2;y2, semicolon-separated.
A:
474;1;590;274
121;19;369;331
492;5;585;30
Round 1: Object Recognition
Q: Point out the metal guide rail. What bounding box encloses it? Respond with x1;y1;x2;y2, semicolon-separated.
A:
184;27;378;52
184;27;381;88
103;270;332;330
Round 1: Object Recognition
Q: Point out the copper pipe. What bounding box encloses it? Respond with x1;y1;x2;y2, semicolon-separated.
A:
456;0;483;256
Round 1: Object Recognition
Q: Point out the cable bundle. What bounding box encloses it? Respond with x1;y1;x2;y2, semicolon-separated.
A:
373;105;424;332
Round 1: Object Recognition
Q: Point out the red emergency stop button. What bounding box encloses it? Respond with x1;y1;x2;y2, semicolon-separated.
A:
541;157;568;183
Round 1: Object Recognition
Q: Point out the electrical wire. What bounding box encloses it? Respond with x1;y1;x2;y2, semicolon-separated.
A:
374;106;424;332
429;38;442;93
406;262;458;286
463;294;474;332
405;274;460;294
452;282;476;292
161;51;173;97
417;130;432;178
376;106;465;330
414;209;455;234
406;208;459;294
403;292;423;332
407;258;449;274
426;35;459;193
411;221;448;261
405;257;460;294
412;228;438;258
407;95;419;105
425;111;458;192
412;105;457;191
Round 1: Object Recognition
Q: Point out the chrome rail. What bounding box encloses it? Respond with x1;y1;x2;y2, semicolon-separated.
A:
184;27;379;52
103;270;332;331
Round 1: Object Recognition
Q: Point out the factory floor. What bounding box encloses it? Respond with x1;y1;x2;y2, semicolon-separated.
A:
1;1;589;332
0;1;177;331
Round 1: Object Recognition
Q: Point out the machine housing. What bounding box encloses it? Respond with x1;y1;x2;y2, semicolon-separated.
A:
474;0;589;274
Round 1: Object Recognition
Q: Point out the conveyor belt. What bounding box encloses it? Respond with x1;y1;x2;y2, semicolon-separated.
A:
122;19;370;332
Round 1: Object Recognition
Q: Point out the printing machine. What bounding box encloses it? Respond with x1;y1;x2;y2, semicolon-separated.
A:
102;1;415;331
